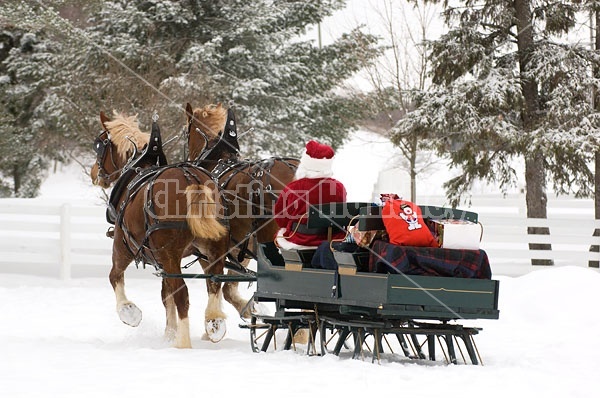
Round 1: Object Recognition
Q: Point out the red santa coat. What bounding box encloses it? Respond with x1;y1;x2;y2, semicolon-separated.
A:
274;177;347;247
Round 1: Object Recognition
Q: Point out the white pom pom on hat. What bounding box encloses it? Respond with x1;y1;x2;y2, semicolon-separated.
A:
295;140;335;179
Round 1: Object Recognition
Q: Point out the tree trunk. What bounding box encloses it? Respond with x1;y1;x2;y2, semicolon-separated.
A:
515;0;553;265
12;163;21;196
524;153;548;219
410;134;417;203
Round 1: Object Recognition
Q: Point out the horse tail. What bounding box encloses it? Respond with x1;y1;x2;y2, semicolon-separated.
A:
185;185;227;240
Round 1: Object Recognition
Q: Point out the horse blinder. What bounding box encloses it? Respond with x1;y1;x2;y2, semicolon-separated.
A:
93;131;119;183
93;131;110;158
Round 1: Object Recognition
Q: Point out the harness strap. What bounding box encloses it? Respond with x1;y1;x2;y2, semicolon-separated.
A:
191;151;299;261
111;163;223;270
146;221;188;235
236;233;252;263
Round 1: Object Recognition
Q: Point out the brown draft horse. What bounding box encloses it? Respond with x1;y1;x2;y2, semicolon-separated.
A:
185;102;299;265
90;111;249;347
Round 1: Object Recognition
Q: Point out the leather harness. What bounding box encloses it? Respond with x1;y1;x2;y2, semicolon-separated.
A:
187;110;298;263
105;120;218;270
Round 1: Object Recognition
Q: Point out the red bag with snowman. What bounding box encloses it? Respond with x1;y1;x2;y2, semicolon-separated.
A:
381;198;439;247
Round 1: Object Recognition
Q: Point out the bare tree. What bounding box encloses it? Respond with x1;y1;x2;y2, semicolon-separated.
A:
353;0;442;202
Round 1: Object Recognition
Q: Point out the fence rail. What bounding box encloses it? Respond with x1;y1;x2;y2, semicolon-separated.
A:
1;195;598;279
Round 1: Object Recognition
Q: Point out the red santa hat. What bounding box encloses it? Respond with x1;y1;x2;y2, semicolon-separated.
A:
296;140;335;179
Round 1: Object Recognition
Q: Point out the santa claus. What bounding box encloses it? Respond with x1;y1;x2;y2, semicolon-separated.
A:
273;140;347;249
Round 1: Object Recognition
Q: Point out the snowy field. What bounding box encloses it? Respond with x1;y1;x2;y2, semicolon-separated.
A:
1;129;599;397
2;266;600;397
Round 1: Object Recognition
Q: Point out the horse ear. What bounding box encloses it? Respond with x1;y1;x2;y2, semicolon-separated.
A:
100;111;110;130
185;103;193;123
217;102;222;109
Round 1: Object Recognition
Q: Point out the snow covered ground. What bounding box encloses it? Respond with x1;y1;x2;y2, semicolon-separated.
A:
2;129;599;398
1;266;599;397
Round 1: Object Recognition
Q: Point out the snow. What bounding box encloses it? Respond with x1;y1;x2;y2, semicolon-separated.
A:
2;266;600;397
2;130;599;398
38;160;106;206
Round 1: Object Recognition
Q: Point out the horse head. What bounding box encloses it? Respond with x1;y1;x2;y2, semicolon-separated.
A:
90;111;150;188
185;102;240;164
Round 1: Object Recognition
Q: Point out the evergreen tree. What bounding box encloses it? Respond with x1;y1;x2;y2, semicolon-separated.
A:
0;1;100;197
0;25;61;197
1;0;381;192
77;0;381;157
23;0;379;157
396;0;600;216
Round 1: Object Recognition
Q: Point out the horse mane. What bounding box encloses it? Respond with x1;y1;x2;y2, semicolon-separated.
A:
192;103;227;139
105;112;150;158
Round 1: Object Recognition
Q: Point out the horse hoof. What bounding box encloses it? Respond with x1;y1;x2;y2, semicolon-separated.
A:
205;318;226;342
118;303;142;327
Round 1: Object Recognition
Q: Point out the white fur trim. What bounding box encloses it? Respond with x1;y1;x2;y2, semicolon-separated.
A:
295;151;334;179
275;229;319;250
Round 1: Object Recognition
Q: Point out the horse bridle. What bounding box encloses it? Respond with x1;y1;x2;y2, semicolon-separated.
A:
93;130;122;183
185;118;213;163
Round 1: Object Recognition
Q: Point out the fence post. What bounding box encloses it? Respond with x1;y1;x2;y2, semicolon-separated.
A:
60;203;72;280
520;203;554;266
590;227;599;268
528;222;554;266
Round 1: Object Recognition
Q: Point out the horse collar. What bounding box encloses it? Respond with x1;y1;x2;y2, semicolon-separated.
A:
124;121;168;173
209;108;240;155
223;108;239;151
192;113;240;164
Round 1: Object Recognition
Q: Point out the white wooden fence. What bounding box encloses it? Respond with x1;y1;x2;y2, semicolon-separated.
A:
0;199;113;279
0;195;598;279
451;194;600;276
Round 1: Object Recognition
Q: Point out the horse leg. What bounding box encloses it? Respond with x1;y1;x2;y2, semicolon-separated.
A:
222;274;252;318
155;248;192;348
204;277;227;342
163;276;191;349
109;236;142;327
161;278;178;341
221;247;252;317
196;250;229;342
194;250;250;317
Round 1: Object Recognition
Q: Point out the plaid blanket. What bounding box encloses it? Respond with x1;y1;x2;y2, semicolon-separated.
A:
369;240;492;279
